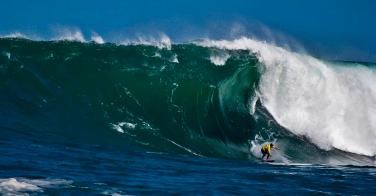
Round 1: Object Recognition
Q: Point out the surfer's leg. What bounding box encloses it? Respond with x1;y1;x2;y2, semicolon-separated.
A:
261;149;266;159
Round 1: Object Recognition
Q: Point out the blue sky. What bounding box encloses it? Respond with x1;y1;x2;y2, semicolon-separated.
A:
1;0;375;62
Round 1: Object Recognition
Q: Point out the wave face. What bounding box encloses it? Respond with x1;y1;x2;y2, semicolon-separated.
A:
1;38;375;165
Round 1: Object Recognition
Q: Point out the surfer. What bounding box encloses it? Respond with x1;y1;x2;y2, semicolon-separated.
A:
261;143;279;161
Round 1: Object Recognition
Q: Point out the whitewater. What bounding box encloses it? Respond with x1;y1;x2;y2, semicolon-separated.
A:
1;32;376;195
198;37;376;157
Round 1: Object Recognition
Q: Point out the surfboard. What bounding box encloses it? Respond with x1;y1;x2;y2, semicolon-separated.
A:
262;160;275;163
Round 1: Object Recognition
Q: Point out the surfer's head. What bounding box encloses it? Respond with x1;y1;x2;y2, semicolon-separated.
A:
270;143;274;147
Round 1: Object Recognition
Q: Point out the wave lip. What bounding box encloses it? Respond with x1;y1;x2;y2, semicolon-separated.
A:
90;32;105;44
120;33;172;50
1;32;29;39
54;29;86;42
0;29;174;50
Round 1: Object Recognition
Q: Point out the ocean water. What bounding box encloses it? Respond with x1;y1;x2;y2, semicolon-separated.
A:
1;37;376;195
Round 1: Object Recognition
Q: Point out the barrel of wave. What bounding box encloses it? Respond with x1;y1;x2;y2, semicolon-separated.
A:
197;37;376;157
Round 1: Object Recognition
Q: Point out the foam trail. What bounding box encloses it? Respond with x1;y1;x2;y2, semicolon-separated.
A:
198;37;376;156
249;141;262;158
274;149;290;164
0;178;72;196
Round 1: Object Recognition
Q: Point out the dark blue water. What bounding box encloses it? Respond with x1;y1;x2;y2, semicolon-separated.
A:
2;131;376;195
1;38;376;195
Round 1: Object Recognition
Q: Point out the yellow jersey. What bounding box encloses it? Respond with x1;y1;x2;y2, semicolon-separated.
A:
261;144;278;155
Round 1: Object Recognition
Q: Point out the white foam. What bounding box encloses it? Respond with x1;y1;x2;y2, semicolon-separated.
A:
199;37;376;156
91;32;105;44
2;32;28;39
153;52;162;58
159;33;172;50
210;52;230;66
111;123;124;133
120;33;172;50
54;28;86;42
170;53;179;63
120;122;136;130
111;122;136;134
0;178;72;196
5;52;11;59
1;29;174;49
102;189;129;196
0;178;41;195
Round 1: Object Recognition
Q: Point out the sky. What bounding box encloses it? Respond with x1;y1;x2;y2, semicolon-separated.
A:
1;0;375;62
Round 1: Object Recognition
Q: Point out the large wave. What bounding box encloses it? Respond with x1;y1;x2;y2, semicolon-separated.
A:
1;36;375;166
198;38;376;155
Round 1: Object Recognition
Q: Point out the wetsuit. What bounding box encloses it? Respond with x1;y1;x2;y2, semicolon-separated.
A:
261;144;278;159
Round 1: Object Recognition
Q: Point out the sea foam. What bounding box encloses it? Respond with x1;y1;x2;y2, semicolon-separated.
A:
0;178;72;196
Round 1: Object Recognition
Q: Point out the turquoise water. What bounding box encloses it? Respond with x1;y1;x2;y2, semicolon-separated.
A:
1;38;375;195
